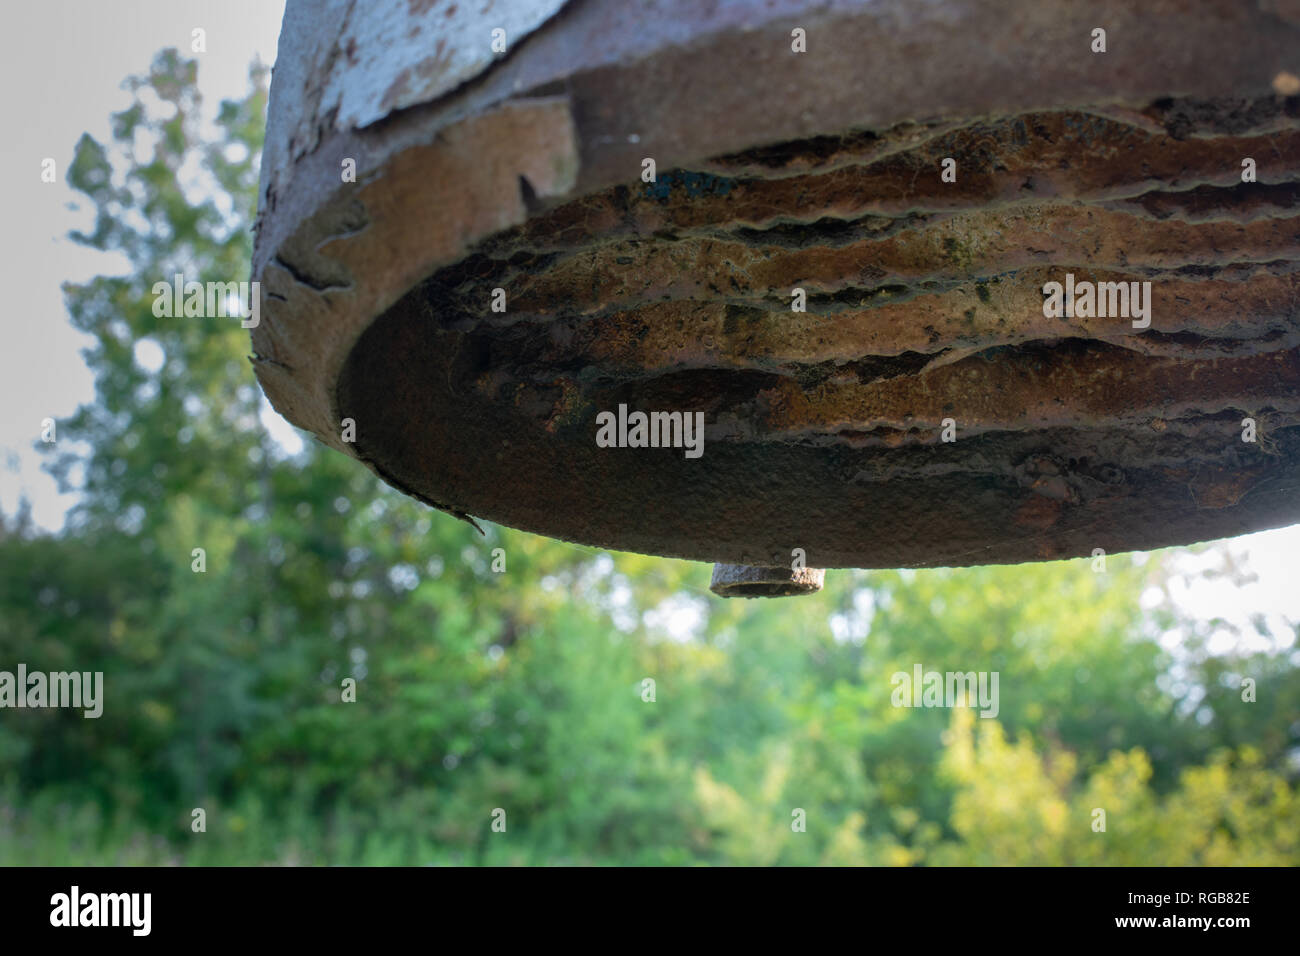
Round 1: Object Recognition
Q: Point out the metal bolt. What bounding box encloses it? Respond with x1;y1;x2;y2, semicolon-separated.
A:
709;563;825;598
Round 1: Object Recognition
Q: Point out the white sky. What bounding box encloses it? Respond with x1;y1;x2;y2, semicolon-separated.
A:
0;0;1295;648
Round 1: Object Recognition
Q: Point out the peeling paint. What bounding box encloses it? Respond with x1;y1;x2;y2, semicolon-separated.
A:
322;0;568;129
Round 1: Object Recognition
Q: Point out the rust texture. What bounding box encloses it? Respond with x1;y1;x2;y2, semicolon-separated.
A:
337;93;1300;569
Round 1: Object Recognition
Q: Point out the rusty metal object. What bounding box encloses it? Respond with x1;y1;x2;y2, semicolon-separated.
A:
252;0;1300;593
710;564;826;598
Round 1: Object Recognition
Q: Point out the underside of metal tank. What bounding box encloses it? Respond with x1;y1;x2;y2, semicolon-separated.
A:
250;0;1300;595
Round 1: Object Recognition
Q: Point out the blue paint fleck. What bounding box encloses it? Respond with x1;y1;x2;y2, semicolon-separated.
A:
642;170;735;203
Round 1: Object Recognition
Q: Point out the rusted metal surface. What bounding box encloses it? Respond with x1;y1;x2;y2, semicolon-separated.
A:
253;0;1300;582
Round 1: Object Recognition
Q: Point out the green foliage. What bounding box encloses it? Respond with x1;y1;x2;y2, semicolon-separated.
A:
0;49;1296;865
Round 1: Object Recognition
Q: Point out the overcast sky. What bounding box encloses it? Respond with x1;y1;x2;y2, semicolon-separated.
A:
0;0;1295;649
